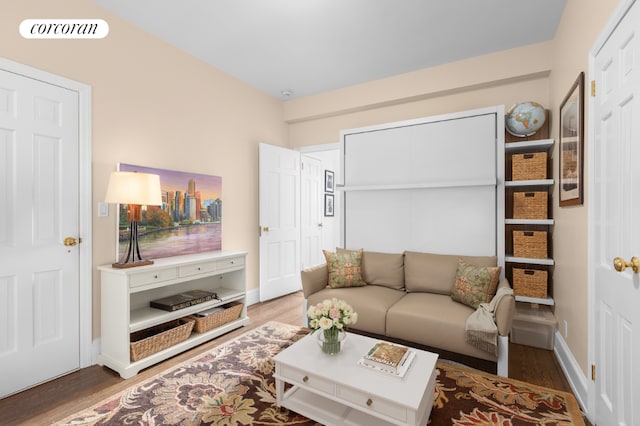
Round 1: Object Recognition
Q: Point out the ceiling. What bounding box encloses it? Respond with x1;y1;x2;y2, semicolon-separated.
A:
92;0;567;100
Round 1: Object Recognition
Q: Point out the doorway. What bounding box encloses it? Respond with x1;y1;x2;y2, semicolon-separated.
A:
0;58;92;397
588;0;640;423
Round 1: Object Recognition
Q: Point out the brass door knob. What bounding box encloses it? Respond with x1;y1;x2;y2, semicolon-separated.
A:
63;237;78;247
613;256;639;273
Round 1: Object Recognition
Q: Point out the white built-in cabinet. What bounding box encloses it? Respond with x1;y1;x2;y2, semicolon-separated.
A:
97;251;249;378
504;139;555;305
340;106;505;266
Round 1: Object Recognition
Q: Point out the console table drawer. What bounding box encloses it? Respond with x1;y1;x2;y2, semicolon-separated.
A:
337;385;407;422
216;256;244;271
279;365;335;395
179;261;217;277
129;268;178;288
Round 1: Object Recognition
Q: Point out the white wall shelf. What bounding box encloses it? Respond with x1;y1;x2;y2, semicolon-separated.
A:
505;139;554;153
515;295;555;306
505;179;554;187
97;251;250;379
505;256;555;266
505;135;556;309
505;218;554;226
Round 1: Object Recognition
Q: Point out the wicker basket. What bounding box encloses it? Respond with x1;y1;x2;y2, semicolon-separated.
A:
513;230;547;258
513;268;548;298
513;191;547;219
512;152;547;180
130;317;195;362
190;302;244;333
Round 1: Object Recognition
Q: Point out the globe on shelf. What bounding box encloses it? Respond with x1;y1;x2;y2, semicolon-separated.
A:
505;101;546;137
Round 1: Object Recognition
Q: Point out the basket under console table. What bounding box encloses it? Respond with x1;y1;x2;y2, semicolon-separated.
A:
97;251;250;379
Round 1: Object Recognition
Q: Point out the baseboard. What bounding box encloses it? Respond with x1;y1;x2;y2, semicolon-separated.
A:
553;331;589;417
245;288;260;306
92;338;101;365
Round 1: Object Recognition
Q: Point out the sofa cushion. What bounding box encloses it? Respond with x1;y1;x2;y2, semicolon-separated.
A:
323;249;365;288
362;251;405;290
307;286;405;336
386;293;497;361
450;261;501;309
404;251;498;294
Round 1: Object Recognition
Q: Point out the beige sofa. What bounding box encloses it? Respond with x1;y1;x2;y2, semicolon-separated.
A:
301;250;515;376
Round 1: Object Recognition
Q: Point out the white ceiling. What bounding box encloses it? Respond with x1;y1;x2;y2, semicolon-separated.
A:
92;0;567;100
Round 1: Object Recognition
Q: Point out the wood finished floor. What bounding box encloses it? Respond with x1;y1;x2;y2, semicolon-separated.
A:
1;291;589;425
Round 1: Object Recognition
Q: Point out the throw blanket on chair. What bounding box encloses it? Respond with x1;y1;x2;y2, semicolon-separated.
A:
465;286;514;356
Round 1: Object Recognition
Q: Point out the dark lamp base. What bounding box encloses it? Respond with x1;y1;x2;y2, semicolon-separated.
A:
111;259;154;269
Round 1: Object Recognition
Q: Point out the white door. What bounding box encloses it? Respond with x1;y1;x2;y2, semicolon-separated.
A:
0;69;82;397
259;143;301;301
301;155;324;269
590;1;640;424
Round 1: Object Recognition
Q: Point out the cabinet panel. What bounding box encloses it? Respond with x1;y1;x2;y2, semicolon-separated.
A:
344;113;496;187
129;268;178;288
179;261;217;277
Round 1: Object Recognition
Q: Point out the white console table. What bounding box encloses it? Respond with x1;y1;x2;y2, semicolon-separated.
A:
97;251;250;378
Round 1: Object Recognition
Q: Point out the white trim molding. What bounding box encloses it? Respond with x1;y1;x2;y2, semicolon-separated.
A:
554;332;590;420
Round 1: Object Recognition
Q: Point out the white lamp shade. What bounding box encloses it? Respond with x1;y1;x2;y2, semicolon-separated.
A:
104;171;162;206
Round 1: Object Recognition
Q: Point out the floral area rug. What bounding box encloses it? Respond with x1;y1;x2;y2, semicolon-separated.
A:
55;322;584;425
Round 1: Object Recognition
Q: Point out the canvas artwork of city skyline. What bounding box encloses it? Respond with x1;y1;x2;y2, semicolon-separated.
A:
117;163;222;260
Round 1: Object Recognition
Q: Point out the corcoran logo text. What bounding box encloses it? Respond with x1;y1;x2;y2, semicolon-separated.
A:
20;19;109;39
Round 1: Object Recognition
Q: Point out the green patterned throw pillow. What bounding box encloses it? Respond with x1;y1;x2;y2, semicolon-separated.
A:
450;260;501;309
323;249;366;288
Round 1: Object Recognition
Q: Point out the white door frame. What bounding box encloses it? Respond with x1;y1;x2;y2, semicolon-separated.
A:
587;0;636;421
0;57;93;369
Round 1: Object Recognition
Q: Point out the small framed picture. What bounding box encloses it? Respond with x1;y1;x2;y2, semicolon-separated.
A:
559;72;584;206
324;170;334;193
324;194;334;217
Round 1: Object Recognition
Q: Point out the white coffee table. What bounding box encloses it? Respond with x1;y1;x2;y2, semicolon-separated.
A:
273;331;438;426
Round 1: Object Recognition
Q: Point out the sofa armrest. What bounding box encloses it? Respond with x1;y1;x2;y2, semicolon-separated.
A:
495;278;516;336
301;263;328;299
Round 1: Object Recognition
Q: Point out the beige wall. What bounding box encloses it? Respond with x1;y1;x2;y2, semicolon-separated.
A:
1;0;288;338
285;0;619;377
548;0;619;375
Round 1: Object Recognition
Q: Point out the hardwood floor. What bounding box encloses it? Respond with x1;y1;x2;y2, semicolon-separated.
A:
1;291;587;425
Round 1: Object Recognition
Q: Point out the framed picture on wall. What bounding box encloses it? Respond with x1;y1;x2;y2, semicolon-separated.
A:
325;170;334;193
324;194;334;217
559;72;584;206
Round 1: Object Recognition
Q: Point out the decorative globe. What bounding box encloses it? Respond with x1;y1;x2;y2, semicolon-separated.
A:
505;102;546;137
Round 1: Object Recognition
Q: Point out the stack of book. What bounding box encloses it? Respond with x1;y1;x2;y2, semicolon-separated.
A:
359;341;415;377
150;289;217;312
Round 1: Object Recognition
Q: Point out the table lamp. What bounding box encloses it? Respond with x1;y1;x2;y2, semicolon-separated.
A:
105;171;162;268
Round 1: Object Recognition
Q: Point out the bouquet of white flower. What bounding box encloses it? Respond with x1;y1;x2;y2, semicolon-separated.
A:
307;298;358;354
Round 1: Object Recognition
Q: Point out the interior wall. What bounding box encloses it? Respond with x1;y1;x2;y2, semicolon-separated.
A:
547;0;619;376
300;148;342;252
0;0;288;339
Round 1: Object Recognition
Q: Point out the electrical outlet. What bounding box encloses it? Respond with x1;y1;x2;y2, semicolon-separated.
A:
564;320;568;338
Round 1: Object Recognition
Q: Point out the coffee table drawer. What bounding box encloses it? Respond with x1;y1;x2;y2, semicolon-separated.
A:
337;385;407;422
279;365;335;395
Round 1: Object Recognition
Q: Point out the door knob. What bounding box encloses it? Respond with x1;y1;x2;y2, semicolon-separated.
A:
63;237;78;247
262;226;269;233
613;256;639;273
317;223;323;228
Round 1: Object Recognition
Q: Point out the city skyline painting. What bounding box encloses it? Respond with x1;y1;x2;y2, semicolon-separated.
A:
116;163;222;260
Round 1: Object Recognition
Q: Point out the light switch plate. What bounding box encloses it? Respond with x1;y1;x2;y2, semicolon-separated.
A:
98;202;109;217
